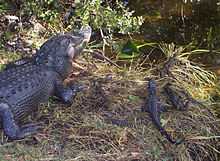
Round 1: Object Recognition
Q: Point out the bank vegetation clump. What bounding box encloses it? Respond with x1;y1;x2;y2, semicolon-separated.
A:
0;0;219;161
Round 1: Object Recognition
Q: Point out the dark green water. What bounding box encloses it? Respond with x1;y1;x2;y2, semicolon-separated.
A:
128;0;220;49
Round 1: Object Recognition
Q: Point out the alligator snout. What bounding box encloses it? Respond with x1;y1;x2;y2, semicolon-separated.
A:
79;25;92;43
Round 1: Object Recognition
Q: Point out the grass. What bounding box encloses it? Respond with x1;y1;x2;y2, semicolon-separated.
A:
158;43;217;101
0;50;22;70
0;50;219;161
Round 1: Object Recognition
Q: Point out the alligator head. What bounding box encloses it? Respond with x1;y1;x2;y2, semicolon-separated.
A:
67;25;92;59
35;25;92;78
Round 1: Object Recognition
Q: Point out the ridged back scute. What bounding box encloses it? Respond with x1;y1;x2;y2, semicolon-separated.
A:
0;63;56;121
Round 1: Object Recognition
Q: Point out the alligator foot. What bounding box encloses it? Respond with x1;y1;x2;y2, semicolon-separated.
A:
145;79;184;145
0;103;41;140
13;123;42;140
55;82;87;105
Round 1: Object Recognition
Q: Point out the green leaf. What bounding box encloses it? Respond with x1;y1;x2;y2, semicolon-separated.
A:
117;40;157;59
117;40;140;59
0;64;5;71
117;52;140;59
128;95;140;102
122;40;139;55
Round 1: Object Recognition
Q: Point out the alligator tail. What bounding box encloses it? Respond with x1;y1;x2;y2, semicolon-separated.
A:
157;123;184;145
150;107;184;145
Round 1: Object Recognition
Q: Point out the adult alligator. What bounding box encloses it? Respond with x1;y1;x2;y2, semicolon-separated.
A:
0;26;92;140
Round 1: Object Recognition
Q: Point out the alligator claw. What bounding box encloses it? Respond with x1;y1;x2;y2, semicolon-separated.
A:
70;84;88;93
21;122;43;129
0;103;42;140
17;123;42;139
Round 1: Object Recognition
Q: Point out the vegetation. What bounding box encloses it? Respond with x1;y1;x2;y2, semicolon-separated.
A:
0;0;220;161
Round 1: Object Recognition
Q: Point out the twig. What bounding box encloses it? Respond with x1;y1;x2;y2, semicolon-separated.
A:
84;49;122;69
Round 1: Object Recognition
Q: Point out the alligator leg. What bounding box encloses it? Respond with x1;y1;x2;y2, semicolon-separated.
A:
0;103;40;140
55;80;85;105
145;79;184;144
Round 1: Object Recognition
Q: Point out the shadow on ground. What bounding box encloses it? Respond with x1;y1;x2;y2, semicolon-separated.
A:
0;57;219;161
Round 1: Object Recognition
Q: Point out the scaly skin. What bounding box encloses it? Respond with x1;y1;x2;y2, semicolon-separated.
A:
0;26;92;140
143;79;183;144
164;83;205;111
164;84;189;111
104;79;184;144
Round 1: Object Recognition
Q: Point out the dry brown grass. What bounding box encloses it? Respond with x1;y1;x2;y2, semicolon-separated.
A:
0;52;219;161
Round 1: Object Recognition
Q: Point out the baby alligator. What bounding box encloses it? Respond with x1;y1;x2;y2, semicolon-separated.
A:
142;79;183;144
